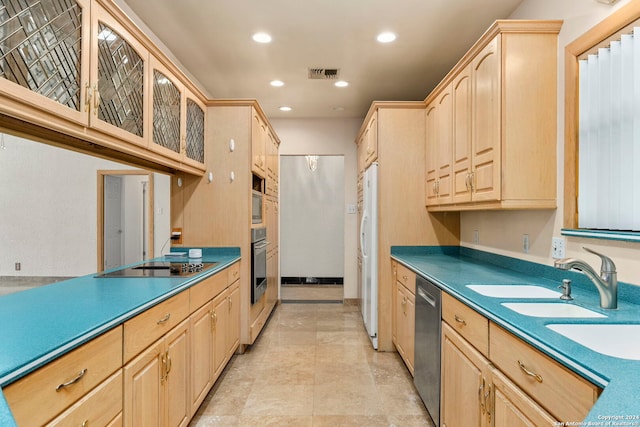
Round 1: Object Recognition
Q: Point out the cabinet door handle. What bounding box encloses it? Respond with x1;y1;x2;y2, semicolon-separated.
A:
84;82;91;113
211;310;217;326
56;368;87;391
518;360;543;383
93;85;100;115
454;314;467;326
469;171;475;193
228;296;232;310
165;350;172;376
157;313;171;325
479;381;486;414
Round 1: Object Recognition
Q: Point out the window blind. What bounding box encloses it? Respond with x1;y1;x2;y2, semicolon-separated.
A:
578;27;640;231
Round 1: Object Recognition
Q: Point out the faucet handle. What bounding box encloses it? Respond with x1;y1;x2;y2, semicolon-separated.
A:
583;247;617;273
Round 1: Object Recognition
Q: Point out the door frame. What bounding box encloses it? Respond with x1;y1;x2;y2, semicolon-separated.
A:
97;170;155;271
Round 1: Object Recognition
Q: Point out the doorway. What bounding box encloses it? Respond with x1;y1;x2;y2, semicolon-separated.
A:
97;170;154;271
279;155;344;302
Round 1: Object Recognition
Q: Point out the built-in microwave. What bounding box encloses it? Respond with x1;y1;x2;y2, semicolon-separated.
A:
252;190;263;224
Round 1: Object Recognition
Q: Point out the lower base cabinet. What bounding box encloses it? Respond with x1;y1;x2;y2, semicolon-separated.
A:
441;295;601;427
441;322;557;427
123;318;190;427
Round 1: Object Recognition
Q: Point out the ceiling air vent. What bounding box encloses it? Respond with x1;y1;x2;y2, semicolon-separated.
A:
308;68;340;80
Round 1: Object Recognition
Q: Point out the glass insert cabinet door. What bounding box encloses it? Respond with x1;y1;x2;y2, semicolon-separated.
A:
151;67;181;155
185;97;205;165
89;3;148;146
0;0;90;125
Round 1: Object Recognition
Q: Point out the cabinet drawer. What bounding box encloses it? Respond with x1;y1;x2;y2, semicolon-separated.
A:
47;370;123;427
395;263;416;294
124;291;189;362
442;292;488;356
227;261;240;284
489;323;600;422
5;326;123;427
190;270;227;312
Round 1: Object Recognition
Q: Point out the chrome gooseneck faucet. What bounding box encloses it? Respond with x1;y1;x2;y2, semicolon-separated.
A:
554;247;618;309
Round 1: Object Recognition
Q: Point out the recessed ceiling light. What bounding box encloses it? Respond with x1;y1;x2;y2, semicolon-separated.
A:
377;32;397;43
270;80;284;87
334;81;349;88
252;32;272;43
279;106;292;112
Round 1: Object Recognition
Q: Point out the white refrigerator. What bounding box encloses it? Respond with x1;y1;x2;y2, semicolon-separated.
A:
360;162;378;349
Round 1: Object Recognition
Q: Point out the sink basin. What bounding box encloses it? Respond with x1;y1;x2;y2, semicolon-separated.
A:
501;302;606;318
467;284;561;299
547;324;640;360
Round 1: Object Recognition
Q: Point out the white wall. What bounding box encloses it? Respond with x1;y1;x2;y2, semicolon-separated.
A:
0;134;171;277
280;155;345;278
459;0;640;286
271;118;361;297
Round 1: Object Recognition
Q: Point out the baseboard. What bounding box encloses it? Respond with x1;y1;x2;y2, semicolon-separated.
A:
343;298;359;306
281;276;344;285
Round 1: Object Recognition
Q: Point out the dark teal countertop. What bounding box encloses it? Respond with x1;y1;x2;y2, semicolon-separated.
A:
391;246;640;423
0;247;240;426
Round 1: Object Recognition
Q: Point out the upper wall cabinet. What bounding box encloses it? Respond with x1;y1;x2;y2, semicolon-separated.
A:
0;0;206;174
90;2;148;147
251;108;267;178
425;20;562;211
0;0;91;125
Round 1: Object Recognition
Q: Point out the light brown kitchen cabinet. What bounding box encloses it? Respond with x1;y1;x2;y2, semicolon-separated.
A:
0;0;207;175
425;82;453;205
425;20;562;211
148;56;183;161
356;102;459;351
441;293;600;426
441;322;490;427
392;260;416;373
46;370;123;427
252;110;267;177
0;0;91;126
491;368;558;427
178;100;279;347
123;318;190;427
394;277;415;374
442;322;558;427
4;326;123;426
189;301;214;414
363;110;378;168
89;2;149;147
189;264;240;415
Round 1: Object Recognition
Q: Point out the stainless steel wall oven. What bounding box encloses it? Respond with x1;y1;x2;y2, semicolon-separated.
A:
251;227;268;304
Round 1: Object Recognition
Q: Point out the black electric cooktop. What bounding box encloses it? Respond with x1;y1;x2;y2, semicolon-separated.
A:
96;261;218;278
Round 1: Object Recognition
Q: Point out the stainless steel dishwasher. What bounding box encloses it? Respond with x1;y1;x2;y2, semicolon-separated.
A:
414;275;442;426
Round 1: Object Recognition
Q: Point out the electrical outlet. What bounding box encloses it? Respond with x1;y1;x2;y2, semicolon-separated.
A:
552;236;566;259
15;262;21;271
523;234;530;253
473;230;479;244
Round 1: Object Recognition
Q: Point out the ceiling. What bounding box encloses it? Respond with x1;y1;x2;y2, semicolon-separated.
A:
119;0;524;120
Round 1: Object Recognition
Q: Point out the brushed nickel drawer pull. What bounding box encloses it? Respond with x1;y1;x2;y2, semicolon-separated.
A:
157;313;171;325
454;315;467;326
518;360;543;383
56;368;87;391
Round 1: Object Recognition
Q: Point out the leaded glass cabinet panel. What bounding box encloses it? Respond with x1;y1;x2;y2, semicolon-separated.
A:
152;68;181;154
88;3;147;146
96;22;144;137
185;97;205;164
0;0;89;124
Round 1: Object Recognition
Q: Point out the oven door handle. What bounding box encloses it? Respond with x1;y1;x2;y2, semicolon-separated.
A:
254;241;269;250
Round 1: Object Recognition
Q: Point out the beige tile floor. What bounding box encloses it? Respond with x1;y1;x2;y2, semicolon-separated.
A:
189;303;435;427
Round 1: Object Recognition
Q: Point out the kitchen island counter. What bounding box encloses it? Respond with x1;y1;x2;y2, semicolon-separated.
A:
392;246;640;424
0;247;240;426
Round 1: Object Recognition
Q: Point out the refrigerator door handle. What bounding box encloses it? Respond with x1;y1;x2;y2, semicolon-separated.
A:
360;212;368;257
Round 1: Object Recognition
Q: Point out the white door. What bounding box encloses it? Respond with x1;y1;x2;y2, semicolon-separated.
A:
104;175;123;270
